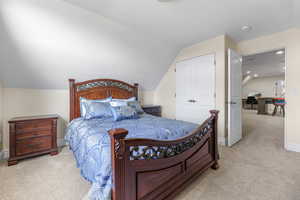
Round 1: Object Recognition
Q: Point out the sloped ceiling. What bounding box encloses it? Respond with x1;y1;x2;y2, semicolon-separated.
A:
243;49;285;78
63;0;298;46
0;0;178;90
0;0;299;90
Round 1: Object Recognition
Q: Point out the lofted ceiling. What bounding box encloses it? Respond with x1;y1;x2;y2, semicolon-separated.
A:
63;0;299;46
0;0;299;90
242;49;285;78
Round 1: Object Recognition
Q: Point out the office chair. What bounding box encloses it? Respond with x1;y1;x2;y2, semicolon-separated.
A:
272;98;285;117
246;96;258;110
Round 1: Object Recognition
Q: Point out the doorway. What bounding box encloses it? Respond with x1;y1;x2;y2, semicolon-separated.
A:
227;48;286;147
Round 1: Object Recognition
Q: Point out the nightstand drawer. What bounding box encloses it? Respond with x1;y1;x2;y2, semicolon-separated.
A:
16;120;52;133
16;129;52;140
148;112;161;117
16;136;52;156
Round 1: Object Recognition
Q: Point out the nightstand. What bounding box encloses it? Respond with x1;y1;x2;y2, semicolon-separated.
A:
8;114;59;166
142;105;162;117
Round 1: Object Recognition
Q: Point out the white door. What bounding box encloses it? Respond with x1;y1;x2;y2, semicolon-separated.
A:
176;54;215;124
227;49;242;146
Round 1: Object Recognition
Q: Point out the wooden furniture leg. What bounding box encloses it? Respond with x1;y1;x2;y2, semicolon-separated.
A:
50;151;59;156
272;105;277;116
8;160;18;166
211;161;220;170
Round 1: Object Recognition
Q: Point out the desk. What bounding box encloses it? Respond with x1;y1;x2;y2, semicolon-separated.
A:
257;97;274;115
242;98;258;110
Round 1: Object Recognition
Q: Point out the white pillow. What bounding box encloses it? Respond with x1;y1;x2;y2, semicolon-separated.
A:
110;97;136;107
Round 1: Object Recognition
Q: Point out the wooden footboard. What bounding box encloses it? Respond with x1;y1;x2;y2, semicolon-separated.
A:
109;110;219;200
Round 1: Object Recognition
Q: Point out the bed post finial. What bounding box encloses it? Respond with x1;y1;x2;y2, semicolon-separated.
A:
108;128;128;200
209;110;220;169
134;83;139;100
69;79;76;122
209;110;219;118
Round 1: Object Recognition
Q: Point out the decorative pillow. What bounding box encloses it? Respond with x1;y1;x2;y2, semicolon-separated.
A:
112;97;136;102
110;100;128;107
80;97;112;117
110;97;136;107
84;102;112;120
127;101;144;114
110;105;139;121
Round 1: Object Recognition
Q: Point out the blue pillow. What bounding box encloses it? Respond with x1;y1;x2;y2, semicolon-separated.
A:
80;97;112;117
84;102;112;120
110;97;136;107
127;101;144;114
110;106;139;121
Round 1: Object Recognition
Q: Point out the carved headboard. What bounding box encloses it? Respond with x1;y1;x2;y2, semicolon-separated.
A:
69;79;138;121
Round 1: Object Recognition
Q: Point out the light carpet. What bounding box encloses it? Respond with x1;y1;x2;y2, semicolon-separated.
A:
1;110;300;200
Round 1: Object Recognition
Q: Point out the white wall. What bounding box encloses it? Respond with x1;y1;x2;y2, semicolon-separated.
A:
1;88;153;154
2;89;69;153
154;35;228;145
243;75;285;98
237;28;300;152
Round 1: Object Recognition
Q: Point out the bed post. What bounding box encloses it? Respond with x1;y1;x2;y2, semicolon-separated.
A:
134;83;139;101
210;110;220;170
69;79;75;122
109;128;129;200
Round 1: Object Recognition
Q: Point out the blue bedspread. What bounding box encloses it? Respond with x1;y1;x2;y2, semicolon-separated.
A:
65;114;198;200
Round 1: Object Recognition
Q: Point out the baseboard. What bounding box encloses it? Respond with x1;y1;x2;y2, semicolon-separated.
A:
0;149;9;161
58;138;66;147
285;143;300;152
0;150;4;161
218;136;226;146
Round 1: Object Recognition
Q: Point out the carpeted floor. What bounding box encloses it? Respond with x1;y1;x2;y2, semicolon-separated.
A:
1;110;300;200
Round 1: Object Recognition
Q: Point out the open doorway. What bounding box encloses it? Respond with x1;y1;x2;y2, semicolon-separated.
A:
241;49;286;147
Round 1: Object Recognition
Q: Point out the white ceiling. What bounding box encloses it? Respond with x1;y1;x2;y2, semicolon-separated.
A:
0;0;299;90
242;49;285;78
0;0;177;90
63;0;299;47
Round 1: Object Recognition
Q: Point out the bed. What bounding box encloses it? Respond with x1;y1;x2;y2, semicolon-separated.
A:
66;79;219;200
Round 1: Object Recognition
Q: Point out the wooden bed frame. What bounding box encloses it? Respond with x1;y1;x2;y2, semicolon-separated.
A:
69;78;220;200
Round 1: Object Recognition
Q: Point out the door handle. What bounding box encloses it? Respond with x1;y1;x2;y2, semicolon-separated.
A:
226;101;237;104
187;100;197;103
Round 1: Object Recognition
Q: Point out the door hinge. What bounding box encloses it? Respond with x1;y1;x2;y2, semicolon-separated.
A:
174;68;176;72
174;93;176;98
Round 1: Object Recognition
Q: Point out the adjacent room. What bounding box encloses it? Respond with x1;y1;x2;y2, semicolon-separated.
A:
1;1;300;200
234;49;286;148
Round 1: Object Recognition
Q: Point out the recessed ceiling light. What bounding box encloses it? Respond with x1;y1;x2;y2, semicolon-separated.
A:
246;70;251;74
276;50;284;55
254;74;259;78
241;25;252;32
